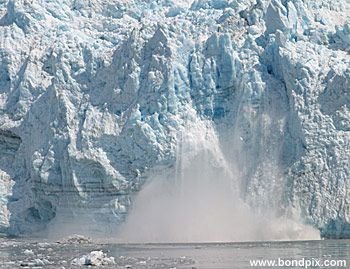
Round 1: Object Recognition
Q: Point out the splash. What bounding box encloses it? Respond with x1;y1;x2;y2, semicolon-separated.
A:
117;109;320;243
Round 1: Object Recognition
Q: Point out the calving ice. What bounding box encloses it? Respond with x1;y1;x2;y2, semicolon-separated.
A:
0;0;349;241
117;107;319;242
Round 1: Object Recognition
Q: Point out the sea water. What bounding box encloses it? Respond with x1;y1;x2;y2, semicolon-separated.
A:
0;238;349;268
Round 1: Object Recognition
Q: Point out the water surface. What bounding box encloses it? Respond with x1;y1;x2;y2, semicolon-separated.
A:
0;238;349;268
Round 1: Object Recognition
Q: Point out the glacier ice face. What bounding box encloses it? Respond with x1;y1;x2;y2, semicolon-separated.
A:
0;0;349;238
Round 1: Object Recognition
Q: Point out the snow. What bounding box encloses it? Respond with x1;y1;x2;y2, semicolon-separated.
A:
0;0;349;238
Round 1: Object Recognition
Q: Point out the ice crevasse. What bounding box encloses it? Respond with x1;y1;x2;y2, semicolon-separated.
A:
0;0;349;238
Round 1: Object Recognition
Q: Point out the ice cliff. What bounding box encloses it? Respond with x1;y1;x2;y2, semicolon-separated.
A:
0;0;349;238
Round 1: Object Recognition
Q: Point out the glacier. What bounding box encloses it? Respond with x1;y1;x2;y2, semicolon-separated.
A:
0;0;349;239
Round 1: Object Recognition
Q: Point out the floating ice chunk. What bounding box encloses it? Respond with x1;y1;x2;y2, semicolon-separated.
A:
58;234;93;244
23;249;34;256
71;250;116;266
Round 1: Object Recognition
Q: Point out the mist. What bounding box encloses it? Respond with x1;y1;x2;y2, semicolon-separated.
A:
116;116;320;243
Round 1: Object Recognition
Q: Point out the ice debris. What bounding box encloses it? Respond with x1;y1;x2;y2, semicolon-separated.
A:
71;250;116;266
